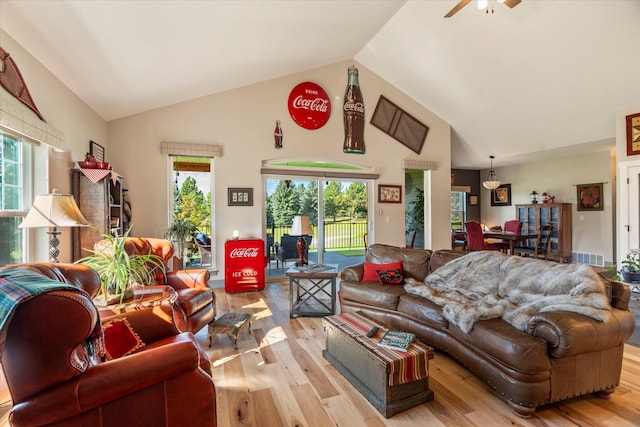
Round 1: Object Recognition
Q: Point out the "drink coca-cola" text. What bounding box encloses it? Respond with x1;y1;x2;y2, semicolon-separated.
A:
229;247;260;258
293;95;329;112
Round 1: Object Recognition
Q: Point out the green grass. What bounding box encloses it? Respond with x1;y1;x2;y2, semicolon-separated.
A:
333;249;365;257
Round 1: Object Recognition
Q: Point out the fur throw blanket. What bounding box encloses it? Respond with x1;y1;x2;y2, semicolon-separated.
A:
405;251;611;333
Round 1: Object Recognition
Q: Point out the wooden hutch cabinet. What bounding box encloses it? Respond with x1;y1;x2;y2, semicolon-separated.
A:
71;169;124;260
515;203;572;263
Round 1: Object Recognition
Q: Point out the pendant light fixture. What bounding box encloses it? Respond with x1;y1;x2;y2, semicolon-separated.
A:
482;155;501;190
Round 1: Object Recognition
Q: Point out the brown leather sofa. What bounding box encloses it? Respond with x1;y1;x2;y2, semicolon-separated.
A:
0;262;216;426
339;244;636;418
101;237;216;333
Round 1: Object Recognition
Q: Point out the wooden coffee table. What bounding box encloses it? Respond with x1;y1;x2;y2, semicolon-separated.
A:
322;312;434;418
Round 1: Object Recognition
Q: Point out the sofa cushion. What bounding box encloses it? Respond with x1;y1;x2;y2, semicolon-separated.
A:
376;268;404;285
103;318;145;360
447;319;551;375
362;261;403;282
339;280;405;311
366;244;432;281
397;294;448;329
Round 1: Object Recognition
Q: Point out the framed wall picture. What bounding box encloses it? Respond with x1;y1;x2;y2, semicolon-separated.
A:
90;140;105;162
577;182;603;211
370;95;429;154
378;184;402;203
228;187;253;206
468;194;478;206
491;184;511;207
626;113;640;156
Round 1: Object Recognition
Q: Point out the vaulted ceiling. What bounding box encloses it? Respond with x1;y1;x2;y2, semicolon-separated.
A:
1;0;638;168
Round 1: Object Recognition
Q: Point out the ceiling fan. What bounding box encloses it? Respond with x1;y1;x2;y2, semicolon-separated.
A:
445;0;521;18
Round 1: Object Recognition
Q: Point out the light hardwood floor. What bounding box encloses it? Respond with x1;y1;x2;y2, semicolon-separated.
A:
206;282;640;427
2;281;639;426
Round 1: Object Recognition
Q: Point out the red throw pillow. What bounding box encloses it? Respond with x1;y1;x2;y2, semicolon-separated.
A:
102;318;145;360
362;261;403;282
376;268;404;285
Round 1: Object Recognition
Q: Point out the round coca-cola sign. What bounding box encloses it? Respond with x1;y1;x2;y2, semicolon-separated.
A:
288;82;331;130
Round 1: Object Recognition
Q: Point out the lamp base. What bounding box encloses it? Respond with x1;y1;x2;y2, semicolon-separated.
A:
295;236;307;266
47;228;61;263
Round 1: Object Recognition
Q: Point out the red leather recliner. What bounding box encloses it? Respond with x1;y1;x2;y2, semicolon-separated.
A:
99;237;216;333
0;263;216;427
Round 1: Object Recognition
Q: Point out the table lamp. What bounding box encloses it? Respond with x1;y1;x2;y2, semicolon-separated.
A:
290;215;313;266
19;189;90;263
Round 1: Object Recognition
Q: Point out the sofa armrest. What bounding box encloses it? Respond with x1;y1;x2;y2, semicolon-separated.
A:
167;269;210;290
527;309;636;358
9;340;203;427
340;263;364;282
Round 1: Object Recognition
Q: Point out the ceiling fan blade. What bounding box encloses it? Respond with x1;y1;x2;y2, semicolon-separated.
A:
503;0;521;9
444;0;472;18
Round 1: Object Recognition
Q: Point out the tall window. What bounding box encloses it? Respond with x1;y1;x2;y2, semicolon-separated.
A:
0;132;28;265
451;191;466;230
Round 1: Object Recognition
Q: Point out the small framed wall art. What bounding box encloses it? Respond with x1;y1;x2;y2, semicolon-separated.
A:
90;140;105;162
491;184;511;207
228;188;253;206
468;194;478;206
577;182;603;211
626;113;640;156
378;184;402;203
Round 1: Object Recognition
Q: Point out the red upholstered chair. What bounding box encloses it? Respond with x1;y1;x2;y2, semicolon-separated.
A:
499;220;523;251
0;263;216;427
464;221;503;252
114;237;216;333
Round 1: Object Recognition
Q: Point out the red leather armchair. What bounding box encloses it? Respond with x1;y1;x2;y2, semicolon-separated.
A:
105;237;216;333
0;263;216;427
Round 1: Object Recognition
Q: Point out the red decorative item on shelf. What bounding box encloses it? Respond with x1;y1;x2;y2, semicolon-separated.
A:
287;82;331;130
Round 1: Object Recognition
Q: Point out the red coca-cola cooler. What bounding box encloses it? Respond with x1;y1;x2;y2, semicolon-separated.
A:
224;238;266;293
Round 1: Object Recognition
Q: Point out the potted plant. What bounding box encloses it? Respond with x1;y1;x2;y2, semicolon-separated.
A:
620;250;640;283
166;218;197;269
76;227;166;305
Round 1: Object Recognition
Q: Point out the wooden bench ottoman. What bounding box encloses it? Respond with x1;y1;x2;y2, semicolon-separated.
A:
322;312;434;417
208;312;252;349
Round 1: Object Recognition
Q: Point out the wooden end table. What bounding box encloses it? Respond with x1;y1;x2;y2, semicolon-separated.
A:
286;264;338;318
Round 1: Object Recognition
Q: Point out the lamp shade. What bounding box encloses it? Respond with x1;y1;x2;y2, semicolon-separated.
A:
19;190;89;229
290;215;313;236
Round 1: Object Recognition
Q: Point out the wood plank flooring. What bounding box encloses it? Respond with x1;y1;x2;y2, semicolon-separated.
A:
207;282;640;427
2;281;639;426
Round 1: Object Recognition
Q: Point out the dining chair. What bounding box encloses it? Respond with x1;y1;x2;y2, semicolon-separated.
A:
451;229;467;251
514;224;553;260
406;230;417;248
464;221;503;252
499;220;523;251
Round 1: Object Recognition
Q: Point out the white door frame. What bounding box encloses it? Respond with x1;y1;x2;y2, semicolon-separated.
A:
617;160;640;265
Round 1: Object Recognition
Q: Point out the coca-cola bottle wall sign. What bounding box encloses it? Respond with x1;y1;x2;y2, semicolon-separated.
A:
287;82;331;130
343;65;365;154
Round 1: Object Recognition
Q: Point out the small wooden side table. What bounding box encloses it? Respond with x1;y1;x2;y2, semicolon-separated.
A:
286;264;338;318
208;312;252;349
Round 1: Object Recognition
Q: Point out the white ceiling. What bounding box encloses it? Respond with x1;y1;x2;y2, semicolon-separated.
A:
1;0;638;169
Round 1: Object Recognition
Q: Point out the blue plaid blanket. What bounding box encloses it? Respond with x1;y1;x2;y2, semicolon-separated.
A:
0;268;99;358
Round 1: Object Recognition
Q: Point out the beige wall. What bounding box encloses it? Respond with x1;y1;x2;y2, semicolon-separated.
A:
481;150;615;264
3;26;629;269
1;30;107;262
107;60;452;274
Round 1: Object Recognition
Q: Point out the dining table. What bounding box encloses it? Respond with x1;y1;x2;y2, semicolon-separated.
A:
483;231;539;255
